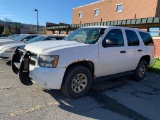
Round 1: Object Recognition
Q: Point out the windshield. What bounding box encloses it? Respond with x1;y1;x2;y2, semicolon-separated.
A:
64;27;104;44
26;36;46;44
12;34;28;41
8;34;18;39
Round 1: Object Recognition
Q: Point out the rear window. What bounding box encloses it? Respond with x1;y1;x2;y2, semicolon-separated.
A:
139;32;154;46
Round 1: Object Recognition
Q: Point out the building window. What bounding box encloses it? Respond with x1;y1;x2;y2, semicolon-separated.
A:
94;9;99;16
116;4;123;12
60;30;65;34
149;27;160;37
68;30;73;34
79;12;82;18
53;31;58;34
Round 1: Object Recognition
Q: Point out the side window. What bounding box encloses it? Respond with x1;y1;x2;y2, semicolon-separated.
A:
139;32;154;46
125;30;139;46
59;37;64;40
52;38;57;40
30;36;36;39
44;38;52;40
24;36;31;41
102;29;124;47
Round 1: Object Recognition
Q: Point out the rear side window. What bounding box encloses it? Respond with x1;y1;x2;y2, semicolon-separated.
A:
139;32;154;46
125;30;139;46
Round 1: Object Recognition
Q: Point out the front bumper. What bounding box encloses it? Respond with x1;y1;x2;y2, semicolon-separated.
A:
12;48;66;89
0;51;13;60
30;66;66;89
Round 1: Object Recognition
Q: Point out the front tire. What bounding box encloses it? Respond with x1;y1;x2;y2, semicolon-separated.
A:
61;65;92;98
133;60;148;81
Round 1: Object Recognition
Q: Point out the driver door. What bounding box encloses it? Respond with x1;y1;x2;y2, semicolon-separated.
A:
97;28;128;77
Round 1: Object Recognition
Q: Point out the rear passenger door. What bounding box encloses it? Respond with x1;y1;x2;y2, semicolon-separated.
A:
124;29;142;71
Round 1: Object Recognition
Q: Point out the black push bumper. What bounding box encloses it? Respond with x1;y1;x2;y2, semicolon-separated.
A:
0;56;9;59
11;48;33;85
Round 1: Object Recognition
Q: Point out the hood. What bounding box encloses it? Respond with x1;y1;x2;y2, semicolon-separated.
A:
0;37;8;39
0;42;25;50
0;38;13;42
25;40;86;54
0;40;20;46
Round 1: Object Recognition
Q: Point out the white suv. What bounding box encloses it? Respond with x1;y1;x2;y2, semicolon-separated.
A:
11;26;155;98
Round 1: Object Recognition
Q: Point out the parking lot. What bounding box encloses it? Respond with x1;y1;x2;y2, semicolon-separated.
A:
0;60;160;120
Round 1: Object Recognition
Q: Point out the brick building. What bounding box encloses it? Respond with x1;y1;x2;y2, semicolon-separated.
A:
46;0;160;58
72;0;160;24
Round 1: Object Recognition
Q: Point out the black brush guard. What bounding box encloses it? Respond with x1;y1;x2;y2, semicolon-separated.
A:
11;48;33;86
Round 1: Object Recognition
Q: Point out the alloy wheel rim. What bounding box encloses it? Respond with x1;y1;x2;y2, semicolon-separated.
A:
139;64;146;77
71;73;88;93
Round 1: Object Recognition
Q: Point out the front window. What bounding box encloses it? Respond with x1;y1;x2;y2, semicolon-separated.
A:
116;4;123;12
64;28;105;44
102;29;124;47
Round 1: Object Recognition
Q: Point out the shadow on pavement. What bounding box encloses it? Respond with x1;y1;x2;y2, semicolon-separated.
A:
6;61;11;66
43;77;148;120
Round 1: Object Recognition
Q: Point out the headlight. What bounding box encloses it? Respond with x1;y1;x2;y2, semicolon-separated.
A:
38;55;59;68
1;47;16;52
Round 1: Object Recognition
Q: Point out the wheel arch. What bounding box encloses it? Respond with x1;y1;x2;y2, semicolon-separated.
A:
63;60;95;78
140;55;151;65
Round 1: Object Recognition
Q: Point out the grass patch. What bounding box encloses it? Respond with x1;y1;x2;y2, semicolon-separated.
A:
149;58;160;74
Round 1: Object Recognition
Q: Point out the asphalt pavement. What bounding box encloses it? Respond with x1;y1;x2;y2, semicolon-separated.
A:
0;60;160;120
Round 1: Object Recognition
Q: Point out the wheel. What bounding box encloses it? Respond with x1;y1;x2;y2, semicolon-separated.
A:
133;60;148;81
61;65;92;98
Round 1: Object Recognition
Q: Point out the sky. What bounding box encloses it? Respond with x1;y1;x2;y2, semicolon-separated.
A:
0;0;99;26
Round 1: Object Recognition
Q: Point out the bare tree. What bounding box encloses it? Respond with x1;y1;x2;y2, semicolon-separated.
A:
4;18;12;33
4;18;12;22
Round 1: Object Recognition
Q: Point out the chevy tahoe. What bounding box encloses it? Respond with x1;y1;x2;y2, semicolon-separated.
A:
11;26;155;98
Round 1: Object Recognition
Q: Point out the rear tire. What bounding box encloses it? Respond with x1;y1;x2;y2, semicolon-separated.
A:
61;65;92;98
133;60;148;81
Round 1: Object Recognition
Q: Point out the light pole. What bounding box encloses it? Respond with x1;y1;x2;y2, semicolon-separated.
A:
34;9;39;34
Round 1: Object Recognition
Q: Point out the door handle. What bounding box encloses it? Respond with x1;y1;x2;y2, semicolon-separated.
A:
120;51;126;53
138;49;143;52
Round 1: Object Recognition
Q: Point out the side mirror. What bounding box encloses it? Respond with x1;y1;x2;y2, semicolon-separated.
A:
102;38;118;47
23;39;27;43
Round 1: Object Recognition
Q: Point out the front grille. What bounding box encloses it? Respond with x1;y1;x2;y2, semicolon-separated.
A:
18;49;25;61
18;48;37;66
30;53;38;66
